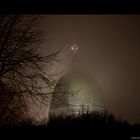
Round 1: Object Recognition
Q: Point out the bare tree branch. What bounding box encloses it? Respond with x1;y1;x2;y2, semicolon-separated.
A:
0;15;59;125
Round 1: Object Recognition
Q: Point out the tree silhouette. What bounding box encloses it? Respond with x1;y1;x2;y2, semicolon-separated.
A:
0;15;59;125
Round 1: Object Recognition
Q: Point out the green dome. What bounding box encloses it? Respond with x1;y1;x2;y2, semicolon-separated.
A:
50;70;105;115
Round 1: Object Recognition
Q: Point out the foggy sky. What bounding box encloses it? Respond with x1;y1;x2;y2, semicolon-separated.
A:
42;15;140;123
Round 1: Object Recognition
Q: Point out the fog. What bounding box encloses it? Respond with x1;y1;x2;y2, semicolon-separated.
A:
34;15;140;123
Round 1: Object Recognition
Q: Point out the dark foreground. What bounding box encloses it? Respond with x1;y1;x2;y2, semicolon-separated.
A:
0;112;140;139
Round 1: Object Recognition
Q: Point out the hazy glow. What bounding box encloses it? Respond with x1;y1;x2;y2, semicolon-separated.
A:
35;15;140;123
70;44;78;53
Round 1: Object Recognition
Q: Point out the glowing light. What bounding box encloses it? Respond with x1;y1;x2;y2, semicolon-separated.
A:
70;44;78;53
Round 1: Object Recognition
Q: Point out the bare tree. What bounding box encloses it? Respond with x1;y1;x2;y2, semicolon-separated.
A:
0;15;59;125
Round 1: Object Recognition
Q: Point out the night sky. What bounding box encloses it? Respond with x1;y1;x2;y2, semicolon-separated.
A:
41;15;140;123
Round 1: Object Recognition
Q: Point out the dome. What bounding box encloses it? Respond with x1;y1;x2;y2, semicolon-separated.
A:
50;44;105;116
50;70;105;116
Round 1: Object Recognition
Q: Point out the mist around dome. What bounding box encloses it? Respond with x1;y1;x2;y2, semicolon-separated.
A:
50;45;105;116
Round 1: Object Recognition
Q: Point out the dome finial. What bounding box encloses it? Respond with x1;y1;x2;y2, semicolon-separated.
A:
70;44;78;54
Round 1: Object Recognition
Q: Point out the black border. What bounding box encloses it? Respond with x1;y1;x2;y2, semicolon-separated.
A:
0;2;140;14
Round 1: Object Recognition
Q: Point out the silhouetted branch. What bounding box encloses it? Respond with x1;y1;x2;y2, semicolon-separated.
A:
0;15;59;125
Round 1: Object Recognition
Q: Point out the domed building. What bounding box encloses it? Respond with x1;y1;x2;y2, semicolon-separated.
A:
49;45;105;116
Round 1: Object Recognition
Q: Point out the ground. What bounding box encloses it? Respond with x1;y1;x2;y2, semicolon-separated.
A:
0;112;140;139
